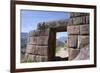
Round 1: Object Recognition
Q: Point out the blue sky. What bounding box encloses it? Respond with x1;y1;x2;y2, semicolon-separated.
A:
21;10;70;38
56;32;68;39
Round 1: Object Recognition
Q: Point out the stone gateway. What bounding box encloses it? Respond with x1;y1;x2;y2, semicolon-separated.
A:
25;13;89;62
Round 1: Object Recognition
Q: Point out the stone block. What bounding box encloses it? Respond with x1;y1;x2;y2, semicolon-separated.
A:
26;44;36;54
86;15;89;24
26;44;33;53
70;13;86;18
36;46;48;56
74;45;90;60
67;18;73;25
37;29;49;36
37;36;48;45
80;25;89;35
29;30;38;37
29;37;37;44
32;46;38;55
68;35;78;48
78;35;89;49
73;16;86;25
47;21;57;28
68;48;80;60
57;20;67;27
67;25;80;34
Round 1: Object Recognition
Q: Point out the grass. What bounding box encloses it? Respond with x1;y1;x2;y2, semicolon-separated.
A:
21;53;40;63
56;44;64;53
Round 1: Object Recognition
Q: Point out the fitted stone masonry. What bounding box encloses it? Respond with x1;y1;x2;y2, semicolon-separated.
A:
25;12;90;62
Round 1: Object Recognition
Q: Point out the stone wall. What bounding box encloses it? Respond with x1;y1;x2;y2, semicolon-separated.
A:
67;13;89;60
25;20;68;62
25;12;90;62
25;29;49;62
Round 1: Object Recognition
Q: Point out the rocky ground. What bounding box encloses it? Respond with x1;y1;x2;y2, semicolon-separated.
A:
56;47;68;58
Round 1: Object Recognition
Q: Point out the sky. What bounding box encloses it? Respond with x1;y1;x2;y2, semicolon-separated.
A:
21;10;70;38
56;32;68;39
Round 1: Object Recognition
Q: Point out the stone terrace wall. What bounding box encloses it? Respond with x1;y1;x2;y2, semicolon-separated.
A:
67;13;89;60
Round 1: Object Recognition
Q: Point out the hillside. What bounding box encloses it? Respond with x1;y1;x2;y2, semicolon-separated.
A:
57;37;67;43
21;32;28;49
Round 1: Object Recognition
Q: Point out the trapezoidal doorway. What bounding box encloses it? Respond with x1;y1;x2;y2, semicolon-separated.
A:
55;32;68;61
48;27;68;61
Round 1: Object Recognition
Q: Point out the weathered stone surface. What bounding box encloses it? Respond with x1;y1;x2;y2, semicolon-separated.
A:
74;45;90;60
68;48;80;60
32;46;38;55
45;19;68;28
29;37;37;44
26;44;36;54
67;18;73;25
29;30;38;37
78;35;89;49
25;13;90;61
80;24;89;35
68;35;78;48
67;25;80;34
37;36;48;45
73;16;86;25
70;13;87;18
36;46;48;56
86;15;89;24
37;29;49;36
57;19;67;27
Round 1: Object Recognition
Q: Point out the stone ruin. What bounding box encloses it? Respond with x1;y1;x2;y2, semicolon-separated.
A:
25;13;90;62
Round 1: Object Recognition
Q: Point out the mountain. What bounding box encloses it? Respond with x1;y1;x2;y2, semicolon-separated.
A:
57;37;67;43
21;32;28;49
56;39;64;47
21;32;28;39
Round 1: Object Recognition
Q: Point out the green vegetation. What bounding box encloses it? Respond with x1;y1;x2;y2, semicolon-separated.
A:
56;37;66;53
56;43;64;53
21;53;37;63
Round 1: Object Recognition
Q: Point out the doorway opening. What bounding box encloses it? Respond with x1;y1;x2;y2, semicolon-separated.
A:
54;32;68;61
48;27;68;61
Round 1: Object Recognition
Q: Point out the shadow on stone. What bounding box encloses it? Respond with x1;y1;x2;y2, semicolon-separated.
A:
52;56;68;61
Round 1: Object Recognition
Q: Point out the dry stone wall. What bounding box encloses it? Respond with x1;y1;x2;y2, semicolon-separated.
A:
25;29;49;62
25;20;68;62
67;13;89;60
25;12;90;62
